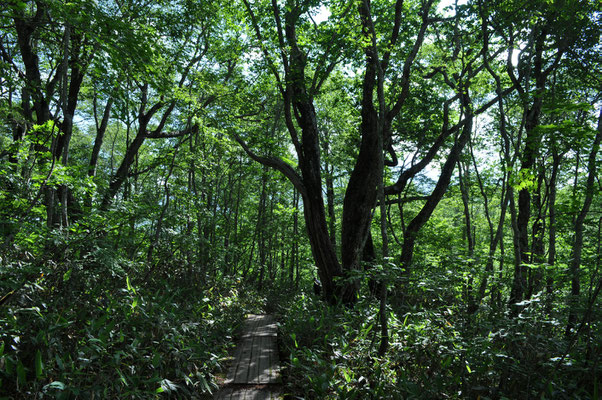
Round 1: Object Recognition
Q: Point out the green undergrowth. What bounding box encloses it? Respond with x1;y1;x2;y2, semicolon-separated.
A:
0;257;259;399
275;281;601;400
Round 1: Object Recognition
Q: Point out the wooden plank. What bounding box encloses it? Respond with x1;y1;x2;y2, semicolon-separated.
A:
269;336;278;382
242;315;277;337
215;387;234;400
230;391;243;400
225;337;245;384
255;389;272;400
234;337;253;383
257;336;269;384
246;314;263;332
266;336;279;383
254;322;277;337
234;331;278;383
225;340;244;384
242;315;256;332
247;336;261;384
245;389;272;400
218;315;279;399
269;336;278;383
219;389;273;400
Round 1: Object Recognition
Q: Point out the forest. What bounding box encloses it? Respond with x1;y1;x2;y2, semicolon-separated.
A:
0;0;601;398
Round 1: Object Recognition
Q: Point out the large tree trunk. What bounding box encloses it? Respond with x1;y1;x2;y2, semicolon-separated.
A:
510;30;548;309
283;9;344;302
512;121;540;306
14;5;55;228
340;57;380;301
301;190;343;301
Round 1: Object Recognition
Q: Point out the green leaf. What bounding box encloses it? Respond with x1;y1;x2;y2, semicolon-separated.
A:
152;352;161;367
11;1;27;11
343;369;351;383
16;307;43;317
35;350;43;379
16;361;26;385
126;276;136;295
55;354;65;371
199;375;212;394
116;368;128;386
43;381;66;391
160;378;179;393
466;364;472;373
5;357;13;375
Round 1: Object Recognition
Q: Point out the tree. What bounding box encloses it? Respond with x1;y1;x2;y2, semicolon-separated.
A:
235;0;444;303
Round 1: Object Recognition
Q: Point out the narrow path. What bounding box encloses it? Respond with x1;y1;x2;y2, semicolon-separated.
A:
215;314;280;400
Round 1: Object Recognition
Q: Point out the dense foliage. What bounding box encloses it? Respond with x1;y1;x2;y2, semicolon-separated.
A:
1;0;601;398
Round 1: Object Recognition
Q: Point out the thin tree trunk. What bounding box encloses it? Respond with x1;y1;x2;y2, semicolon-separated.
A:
566;109;602;336
326;166;337;249
144;145;178;281
527;163;546;298
475;136;510;304
290;189;299;285
223;167;236;272
546;148;560;300
232;158;244;272
321;135;338;250
459;160;475;308
377;99;389;358
257;168;268;289
89;97;113;178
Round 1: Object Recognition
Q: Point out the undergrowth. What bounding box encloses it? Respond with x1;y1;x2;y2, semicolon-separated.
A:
275;279;601;400
0;253;258;399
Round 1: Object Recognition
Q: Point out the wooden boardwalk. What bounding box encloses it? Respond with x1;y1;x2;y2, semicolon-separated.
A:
215;314;280;400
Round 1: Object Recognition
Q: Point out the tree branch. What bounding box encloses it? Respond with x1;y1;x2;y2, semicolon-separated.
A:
242;0;285;94
232;133;307;197
145;127;195;139
387;0;434;121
